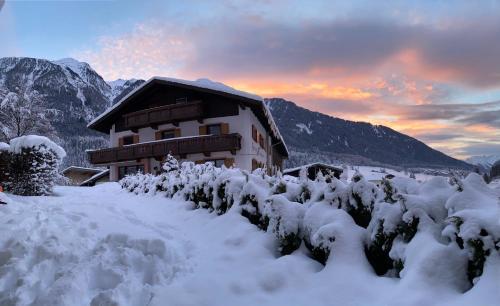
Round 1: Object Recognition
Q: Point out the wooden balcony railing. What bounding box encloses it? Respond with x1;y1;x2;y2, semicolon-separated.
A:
115;101;204;132
88;133;242;165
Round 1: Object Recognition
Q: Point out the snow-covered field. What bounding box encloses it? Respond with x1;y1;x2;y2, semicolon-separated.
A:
1;182;499;306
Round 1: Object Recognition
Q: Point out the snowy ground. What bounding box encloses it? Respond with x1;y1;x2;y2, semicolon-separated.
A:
346;166;436;182
0;184;498;306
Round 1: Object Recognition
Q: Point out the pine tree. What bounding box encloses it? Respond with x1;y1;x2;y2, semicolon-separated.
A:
6;144;61;195
162;154;179;172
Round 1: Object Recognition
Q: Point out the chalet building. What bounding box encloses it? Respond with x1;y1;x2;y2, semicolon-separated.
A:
284;162;343;180
61;166;104;186
87;77;289;181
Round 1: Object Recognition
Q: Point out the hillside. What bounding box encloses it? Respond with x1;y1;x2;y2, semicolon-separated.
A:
266;98;472;169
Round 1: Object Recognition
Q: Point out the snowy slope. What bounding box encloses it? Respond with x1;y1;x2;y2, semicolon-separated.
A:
0;183;498;306
466;154;500;170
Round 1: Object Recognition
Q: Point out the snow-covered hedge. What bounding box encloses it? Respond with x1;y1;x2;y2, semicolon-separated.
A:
120;155;500;290
1;135;65;196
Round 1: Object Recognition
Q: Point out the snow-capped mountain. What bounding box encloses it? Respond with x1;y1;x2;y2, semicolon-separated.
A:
266;98;472;169
0;57;143;167
107;78;145;103
466;154;500;171
0;57;472;170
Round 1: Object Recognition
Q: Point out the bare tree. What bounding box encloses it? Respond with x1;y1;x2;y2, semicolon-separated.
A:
0;86;56;142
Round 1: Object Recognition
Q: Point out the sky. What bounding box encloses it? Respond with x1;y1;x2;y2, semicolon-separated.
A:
1;0;500;160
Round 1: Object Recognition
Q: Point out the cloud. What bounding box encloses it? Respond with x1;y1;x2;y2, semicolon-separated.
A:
75;22;194;80
74;7;500;158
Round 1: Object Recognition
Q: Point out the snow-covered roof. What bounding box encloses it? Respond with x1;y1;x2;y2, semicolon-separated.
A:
61;166;103;175
9;135;66;159
80;169;110;186
284;162;343;174
87;76;288;156
0;142;9;151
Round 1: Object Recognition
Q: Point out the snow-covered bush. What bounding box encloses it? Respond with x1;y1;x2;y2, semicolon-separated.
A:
442;174;500;285
4;135;65;196
343;172;378;228
263;195;304;255
239;174;270;229
119;156;499;290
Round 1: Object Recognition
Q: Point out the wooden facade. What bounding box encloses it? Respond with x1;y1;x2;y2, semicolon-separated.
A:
88;133;242;165
115;101;204;132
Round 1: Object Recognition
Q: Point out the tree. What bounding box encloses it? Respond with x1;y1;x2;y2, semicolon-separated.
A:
0;86;56;142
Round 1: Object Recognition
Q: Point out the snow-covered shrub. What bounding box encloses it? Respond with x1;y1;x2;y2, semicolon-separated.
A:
343;172;378;228
263;195;305;255
5;135;65;196
442;173;500;285
323;177;348;208
303;203;358;264
118;157;499;289
239;175;270;229
212;168;245;215
162;154;179;172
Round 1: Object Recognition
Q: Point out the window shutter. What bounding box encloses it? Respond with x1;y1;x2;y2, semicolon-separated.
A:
252;159;258;171
175;128;181;137
252;125;257;142
224;158;234;168
199;125;207;135
133;135;139;144
221;123;229;135
118;137;124;147
195;160;204;164
155;131;162;140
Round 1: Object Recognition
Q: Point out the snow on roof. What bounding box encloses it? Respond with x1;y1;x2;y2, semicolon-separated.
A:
9;135;66;159
87;76;289;155
61;166;103;175
0;142;9;151
284;162;343;174
80;169;110;186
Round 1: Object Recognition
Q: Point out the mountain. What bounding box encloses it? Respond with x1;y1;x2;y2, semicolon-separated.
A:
0;57;142;167
266;98;472;169
466;154;500;172
0;56;472;170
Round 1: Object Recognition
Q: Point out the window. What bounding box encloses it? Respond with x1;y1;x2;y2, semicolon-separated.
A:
252;125;258;142
206;159;225;168
118;165;145;179
207;124;222;136
259;134;265;149
175;97;187;103
161;130;176;139
122;135;135;146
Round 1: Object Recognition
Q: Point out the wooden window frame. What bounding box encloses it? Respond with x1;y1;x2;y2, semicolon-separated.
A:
118;164;145;179
200;123;229;136
258;134;265;149
252;125;258;142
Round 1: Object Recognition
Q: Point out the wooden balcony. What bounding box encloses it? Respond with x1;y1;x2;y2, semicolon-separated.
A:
115;101;204;132
88;133;242;165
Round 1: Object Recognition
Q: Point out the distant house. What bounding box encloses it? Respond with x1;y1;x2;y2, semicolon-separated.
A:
61;166;104;186
86;77;288;181
491;160;500;180
284;162;343;180
80;169;110;187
